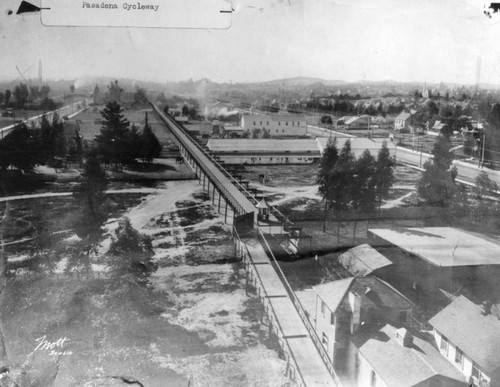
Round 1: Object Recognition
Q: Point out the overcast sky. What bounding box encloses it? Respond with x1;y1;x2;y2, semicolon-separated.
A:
1;0;500;85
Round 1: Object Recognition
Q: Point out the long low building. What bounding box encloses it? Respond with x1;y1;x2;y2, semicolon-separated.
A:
206;137;398;165
368;227;500;311
206;138;320;164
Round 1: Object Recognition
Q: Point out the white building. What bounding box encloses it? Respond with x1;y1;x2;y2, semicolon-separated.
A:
429;296;500;387
206;138;320;165
240;114;307;137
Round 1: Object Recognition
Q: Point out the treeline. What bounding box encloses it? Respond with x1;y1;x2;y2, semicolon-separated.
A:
0;101;162;174
1;83;61;110
317;139;394;213
417;132;500;231
0;114;67;172
288;99;406;117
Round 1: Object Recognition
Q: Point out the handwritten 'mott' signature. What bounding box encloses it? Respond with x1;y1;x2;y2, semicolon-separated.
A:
34;336;72;356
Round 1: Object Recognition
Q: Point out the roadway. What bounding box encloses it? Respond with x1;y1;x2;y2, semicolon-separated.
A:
308;125;500;186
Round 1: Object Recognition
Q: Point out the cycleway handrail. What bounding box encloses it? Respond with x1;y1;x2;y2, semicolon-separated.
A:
233;226;307;387
256;226;343;386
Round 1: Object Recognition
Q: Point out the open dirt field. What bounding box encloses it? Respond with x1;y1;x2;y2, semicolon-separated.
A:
1;180;292;387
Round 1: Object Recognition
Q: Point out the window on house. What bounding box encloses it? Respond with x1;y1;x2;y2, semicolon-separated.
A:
370;370;377;387
276;129;278;133
267;121;269;125
253;121;256;125
322;332;328;347
330;312;335;325
440;336;448;355
282;129;284;133
286;121;288;126
260;121;262;125
321;300;325;315
398;310;408;323
455;348;463;367
472;364;480;379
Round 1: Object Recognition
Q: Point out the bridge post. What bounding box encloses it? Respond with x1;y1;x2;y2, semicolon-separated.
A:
224;200;228;223
212;185;216;204
203;173;206;190
217;190;221;212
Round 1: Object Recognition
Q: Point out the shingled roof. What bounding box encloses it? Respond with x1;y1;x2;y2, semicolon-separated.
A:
429;295;500;375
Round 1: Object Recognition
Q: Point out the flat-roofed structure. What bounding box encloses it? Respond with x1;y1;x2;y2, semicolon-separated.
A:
368;227;500;312
368;227;500;267
206;138;320;165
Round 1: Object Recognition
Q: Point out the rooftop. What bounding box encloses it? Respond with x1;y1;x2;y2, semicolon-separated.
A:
395;112;411;120
345;115;370;125
242;113;305;122
352;324;467;387
369;227;500;267
311;276;412;314
206;139;320;153
338;244;393;276
429;295;500;374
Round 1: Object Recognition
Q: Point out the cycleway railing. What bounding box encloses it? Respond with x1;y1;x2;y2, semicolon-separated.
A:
233;226;307;387
257;226;343;386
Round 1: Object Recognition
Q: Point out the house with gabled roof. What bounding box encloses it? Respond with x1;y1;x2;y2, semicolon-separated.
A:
348;324;468;387
429;295;500;387
394;111;411;131
304;276;414;371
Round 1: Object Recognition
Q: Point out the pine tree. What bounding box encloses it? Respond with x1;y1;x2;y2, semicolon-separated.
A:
353;150;376;212
94;101;132;168
373;142;395;208
330;140;356;211
417;135;456;206
140;113;162;164
317;138;339;207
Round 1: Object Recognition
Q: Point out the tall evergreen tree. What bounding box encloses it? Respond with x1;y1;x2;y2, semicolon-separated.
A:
330;140;356;211
94;101;132;168
317;138;339;207
140;113;162;164
373;142;395;208
417;135;456;206
353;150;376;211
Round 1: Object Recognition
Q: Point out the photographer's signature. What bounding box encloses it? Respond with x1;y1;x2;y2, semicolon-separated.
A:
34;335;73;356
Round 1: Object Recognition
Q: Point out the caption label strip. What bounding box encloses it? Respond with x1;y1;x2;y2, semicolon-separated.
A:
40;0;232;28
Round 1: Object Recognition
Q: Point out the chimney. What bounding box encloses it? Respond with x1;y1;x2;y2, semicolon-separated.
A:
481;300;492;316
396;327;413;347
349;291;362;333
